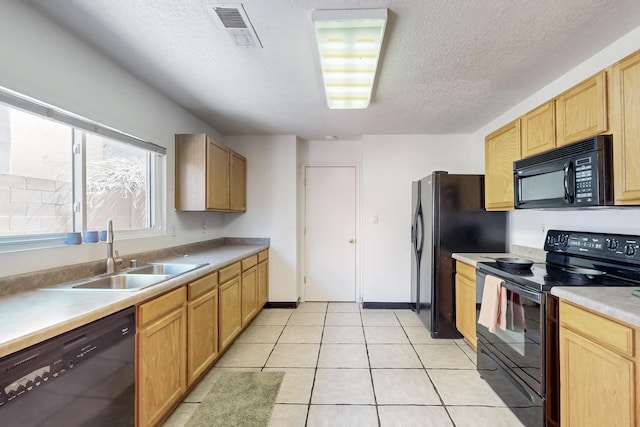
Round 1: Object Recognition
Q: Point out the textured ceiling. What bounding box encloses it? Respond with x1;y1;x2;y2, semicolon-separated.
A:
28;0;640;140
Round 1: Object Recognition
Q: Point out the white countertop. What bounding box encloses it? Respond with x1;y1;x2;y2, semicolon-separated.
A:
551;286;640;328
0;243;268;358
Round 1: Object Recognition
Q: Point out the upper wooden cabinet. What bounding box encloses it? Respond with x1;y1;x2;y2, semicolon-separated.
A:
611;50;640;204
485;119;521;210
521;101;556;157
556;71;608;147
175;133;247;212
229;150;247;212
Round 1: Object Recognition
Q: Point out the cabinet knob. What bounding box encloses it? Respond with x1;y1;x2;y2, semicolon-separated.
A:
349;239;355;244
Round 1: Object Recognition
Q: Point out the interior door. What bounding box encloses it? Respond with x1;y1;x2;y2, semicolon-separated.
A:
305;166;356;301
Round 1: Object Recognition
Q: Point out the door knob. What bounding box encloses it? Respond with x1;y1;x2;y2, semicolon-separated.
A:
349;239;355;244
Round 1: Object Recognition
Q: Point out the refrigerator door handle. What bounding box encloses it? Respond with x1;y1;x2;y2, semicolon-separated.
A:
415;204;424;258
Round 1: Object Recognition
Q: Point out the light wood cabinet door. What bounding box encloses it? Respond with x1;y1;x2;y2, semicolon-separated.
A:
521;101;556;157
137;296;187;427
454;261;477;350
556;71;608;146
485;119;521;210
611;50;640;204
241;265;258;326
206;138;230;210
219;275;242;351
559;301;638;427
187;289;218;386
258;259;268;308
560;327;635;426
229;150;247;212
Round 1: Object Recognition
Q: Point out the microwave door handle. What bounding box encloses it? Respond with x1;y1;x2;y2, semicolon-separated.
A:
564;162;575;203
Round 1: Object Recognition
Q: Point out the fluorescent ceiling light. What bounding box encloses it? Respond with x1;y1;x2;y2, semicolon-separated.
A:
312;9;388;109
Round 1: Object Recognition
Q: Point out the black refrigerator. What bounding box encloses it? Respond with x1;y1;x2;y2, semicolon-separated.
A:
411;171;507;338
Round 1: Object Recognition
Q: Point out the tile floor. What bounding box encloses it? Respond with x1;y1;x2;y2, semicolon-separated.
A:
162;302;525;427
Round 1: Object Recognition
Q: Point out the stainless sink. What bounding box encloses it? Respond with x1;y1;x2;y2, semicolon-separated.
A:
127;263;206;276
44;262;208;291
71;274;171;290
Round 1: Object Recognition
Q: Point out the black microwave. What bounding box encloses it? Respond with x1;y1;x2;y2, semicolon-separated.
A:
513;135;613;209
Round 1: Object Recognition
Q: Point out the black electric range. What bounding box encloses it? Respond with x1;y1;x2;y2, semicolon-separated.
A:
479;229;640;292
475;229;640;427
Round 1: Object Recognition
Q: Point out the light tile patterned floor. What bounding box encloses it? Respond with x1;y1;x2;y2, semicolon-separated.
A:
162;303;525;427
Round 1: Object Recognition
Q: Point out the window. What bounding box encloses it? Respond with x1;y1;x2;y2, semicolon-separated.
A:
0;88;166;250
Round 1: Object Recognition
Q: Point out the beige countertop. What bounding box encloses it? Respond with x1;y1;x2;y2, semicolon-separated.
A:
551;286;640;328
452;245;546;267
0;243;268;358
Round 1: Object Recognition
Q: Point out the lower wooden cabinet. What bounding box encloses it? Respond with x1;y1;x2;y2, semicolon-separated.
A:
454;261;477;350
137;287;187;427
559;301;638;426
219;262;242;351
187;272;219;386
241;265;258;326
258;250;269;308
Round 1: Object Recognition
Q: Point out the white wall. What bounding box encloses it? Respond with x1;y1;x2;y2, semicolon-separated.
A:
223;135;298;302
361;135;484;302
474;24;640;250
0;1;227;276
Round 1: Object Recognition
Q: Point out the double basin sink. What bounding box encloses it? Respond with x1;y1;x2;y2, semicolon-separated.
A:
45;262;208;291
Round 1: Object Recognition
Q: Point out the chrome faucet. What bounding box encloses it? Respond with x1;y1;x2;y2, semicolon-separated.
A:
105;220;116;274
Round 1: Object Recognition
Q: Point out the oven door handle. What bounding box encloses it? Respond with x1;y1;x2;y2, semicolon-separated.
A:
500;280;541;303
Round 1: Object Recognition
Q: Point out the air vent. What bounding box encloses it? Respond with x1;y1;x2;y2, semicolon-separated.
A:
206;3;263;48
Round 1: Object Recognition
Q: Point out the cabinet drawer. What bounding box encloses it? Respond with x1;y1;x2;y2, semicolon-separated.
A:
456;261;476;282
258;249;269;262
138;286;187;328
560;302;634;358
242;255;258;271
219;262;241;283
188;272;218;300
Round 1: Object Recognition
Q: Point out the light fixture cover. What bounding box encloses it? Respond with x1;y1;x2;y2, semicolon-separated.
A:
312;9;387;109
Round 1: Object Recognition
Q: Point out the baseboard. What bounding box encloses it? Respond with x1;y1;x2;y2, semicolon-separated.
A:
362;302;413;310
264;301;298;309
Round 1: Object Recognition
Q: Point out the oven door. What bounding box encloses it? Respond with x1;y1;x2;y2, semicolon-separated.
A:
476;270;543;426
514;158;574;209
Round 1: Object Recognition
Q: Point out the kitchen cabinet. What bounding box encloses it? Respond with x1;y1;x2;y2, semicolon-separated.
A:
137;287;187;427
241;255;258;327
611;50;640;204
556;71;608;146
218;261;242;351
484;119;521;210
187;272;219;386
175;133;246;212
454;261;477;350
258;249;269;307
521;101;556;157
559;301;638;426
229;150;247;212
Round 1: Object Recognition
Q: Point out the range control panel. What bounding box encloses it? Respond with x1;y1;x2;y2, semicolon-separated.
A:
545;230;640;265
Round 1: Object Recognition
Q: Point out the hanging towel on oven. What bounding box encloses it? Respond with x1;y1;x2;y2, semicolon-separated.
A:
477;275;507;333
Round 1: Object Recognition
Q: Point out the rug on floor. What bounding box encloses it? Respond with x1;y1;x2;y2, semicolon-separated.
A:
186;371;285;427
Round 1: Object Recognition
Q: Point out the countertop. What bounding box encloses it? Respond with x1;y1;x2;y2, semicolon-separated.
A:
452;245;546;267
551;286;640;328
0;242;268;358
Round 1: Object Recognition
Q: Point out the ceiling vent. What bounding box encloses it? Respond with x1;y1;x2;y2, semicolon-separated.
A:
206;3;263;48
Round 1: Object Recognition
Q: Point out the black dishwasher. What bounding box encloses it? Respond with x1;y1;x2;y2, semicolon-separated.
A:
0;307;135;427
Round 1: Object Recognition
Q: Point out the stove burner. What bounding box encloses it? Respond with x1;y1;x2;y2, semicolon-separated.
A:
548;266;606;284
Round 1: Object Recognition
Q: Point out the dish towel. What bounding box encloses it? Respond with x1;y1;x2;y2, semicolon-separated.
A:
477;275;507;333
